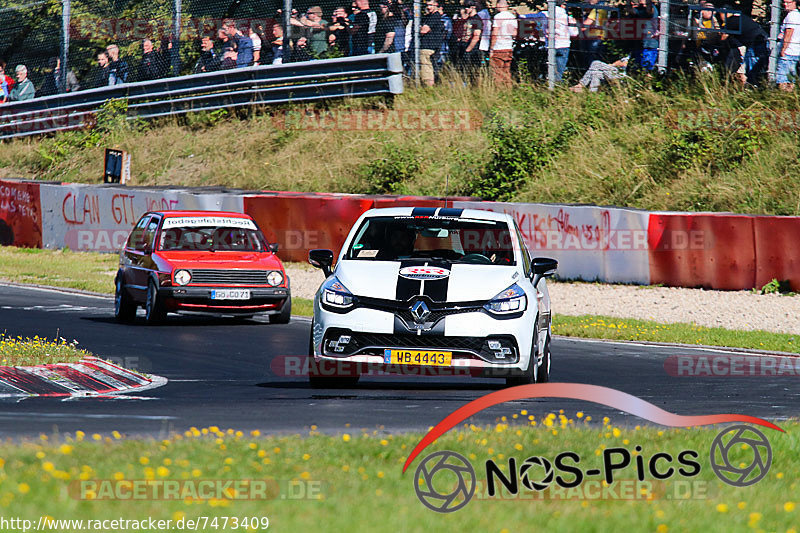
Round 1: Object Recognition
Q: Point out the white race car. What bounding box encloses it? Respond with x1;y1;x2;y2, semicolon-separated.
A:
307;207;557;388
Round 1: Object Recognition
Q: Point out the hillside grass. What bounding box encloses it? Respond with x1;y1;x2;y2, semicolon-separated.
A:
1;71;799;214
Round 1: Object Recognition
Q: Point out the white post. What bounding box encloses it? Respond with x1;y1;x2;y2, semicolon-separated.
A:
548;0;556;89
414;0;421;83
768;0;781;81
657;0;669;73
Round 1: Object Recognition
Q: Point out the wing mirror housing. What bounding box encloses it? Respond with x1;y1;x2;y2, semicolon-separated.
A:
531;257;558;287
309;249;334;278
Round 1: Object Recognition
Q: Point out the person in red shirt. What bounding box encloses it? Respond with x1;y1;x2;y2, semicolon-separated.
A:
0;61;16;103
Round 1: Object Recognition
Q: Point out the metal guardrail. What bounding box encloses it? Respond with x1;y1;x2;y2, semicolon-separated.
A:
0;53;404;140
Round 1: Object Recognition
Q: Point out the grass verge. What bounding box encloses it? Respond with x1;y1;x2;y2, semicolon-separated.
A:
0;247;117;294
553;315;799;354
1;418;796;531
0;334;90;367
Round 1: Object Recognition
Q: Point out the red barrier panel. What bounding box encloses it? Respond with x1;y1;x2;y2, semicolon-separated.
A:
753;216;800;291
371;195;447;209
244;195;374;262
0;179;42;247
648;214;756;290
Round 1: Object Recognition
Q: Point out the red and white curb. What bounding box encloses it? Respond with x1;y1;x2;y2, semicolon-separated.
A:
0;356;167;398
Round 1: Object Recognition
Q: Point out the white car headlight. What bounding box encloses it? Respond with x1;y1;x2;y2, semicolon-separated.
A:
174;269;192;286
267;271;284;286
321;277;355;309
484;283;527;315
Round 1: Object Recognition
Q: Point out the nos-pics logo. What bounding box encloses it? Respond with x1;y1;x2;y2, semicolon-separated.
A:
413;425;772;512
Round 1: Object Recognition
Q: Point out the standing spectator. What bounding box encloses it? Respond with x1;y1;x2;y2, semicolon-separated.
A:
94;51;112;87
437;3;453;72
249;27;263;64
459;0;484;76
195;35;221;73
579;0;607;69
329;6;352;55
419;0;445;85
374;2;397;53
0;62;15;101
477;1;491;62
270;23;285;64
301;6;329;57
490;0;517;87
351;0;375;55
39;57;79;96
9;65;35;101
218;28;234;54
138;39;167;81
778;0;800;91
631;0;659;71
451;7;468;65
224;19;254;67
106;44;129;85
549;0;577;82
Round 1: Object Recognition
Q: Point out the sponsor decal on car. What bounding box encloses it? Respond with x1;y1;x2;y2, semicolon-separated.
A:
162;217;257;230
398;266;451;280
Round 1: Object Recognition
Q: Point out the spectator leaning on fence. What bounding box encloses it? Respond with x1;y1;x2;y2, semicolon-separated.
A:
224;19;254;67
106;44;129;85
94;51;112;87
39;57;79;96
777;0;800;90
490;0;517;87
718;6;768;85
329;6;352;54
9;65;34;101
420;0;445;86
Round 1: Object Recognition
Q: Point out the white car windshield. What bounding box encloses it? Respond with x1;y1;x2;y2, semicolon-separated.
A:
345;216;517;265
159;226;268;252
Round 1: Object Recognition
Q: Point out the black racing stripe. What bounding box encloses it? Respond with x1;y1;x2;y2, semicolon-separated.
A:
436;208;463;218
421;260;451;303
395;259;423;301
411;207;437;217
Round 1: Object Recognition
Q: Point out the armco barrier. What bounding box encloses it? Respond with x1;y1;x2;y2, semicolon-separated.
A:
243;194;374;262
0;179;42;248
452;201;651;285
753;216;800;292
648;214;756;290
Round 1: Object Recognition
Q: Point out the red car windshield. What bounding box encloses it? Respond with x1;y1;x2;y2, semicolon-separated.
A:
159;226;268;252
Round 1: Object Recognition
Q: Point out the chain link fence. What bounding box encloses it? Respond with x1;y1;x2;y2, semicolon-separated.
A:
0;0;796;104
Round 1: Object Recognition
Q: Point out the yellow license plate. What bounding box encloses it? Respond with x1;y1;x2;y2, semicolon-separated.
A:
384;349;452;366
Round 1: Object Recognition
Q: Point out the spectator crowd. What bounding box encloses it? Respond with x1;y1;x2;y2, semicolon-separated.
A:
1;0;799;103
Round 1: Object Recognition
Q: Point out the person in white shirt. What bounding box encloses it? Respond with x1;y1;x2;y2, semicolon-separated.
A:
777;0;800;90
549;0;578;81
477;1;492;60
249;28;262;65
490;0;517;86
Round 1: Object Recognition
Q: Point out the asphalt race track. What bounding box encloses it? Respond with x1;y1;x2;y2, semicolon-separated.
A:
0;284;797;437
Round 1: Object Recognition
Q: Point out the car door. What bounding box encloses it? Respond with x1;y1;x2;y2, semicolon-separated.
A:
139;215;162;284
122;215;151;301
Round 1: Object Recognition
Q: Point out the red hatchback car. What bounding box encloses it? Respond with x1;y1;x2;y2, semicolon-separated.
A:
114;211;291;324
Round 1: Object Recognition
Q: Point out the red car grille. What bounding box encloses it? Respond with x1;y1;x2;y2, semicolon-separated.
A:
188;269;269;285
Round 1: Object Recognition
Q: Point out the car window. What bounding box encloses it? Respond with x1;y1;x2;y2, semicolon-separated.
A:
345;216;516;265
143;218;160;251
159;226;267;252
127;216;150;251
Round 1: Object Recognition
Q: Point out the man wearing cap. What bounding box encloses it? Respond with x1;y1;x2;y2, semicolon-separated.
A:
460;0;484;76
301;6;329;56
490;0;517;86
9;65;35;101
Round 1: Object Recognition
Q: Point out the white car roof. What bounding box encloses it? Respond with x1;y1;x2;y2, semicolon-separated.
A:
360;207;513;223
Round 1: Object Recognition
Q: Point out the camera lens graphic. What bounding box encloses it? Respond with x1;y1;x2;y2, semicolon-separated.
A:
413;451;476;513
